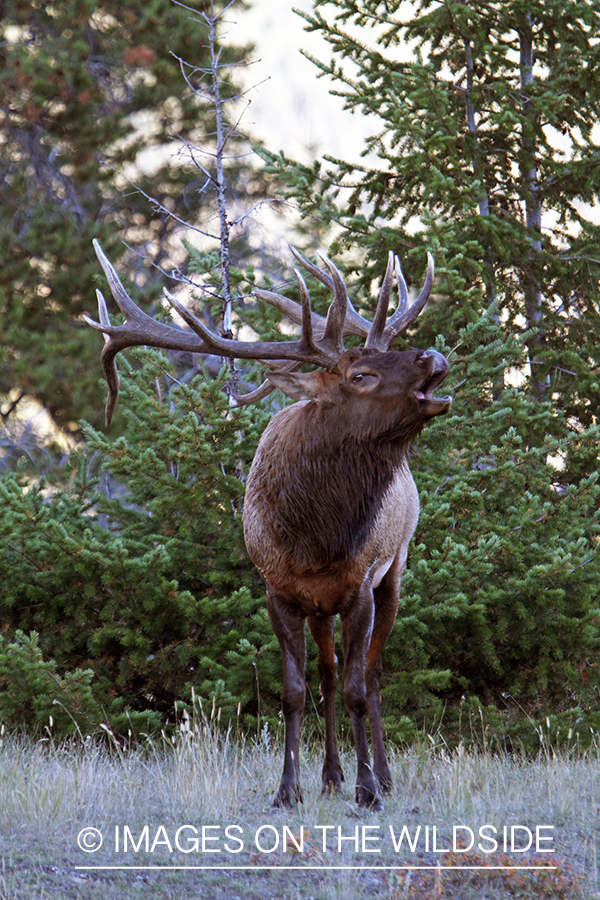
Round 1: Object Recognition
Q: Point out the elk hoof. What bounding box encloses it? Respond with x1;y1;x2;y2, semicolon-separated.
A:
376;771;393;795
321;764;344;795
272;784;303;808
356;786;384;812
321;780;342;796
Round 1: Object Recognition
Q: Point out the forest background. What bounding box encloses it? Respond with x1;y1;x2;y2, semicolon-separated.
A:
0;0;599;753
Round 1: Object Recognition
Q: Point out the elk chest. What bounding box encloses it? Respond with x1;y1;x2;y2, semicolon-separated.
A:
242;402;421;616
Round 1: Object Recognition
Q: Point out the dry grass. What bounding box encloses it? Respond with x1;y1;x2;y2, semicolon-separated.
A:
0;713;597;900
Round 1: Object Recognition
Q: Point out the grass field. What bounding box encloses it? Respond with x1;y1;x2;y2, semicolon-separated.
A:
0;714;597;900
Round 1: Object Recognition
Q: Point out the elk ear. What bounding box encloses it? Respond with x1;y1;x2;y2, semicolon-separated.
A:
266;370;337;405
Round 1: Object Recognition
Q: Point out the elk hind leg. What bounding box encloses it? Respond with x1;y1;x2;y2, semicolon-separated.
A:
308;614;344;794
266;588;306;807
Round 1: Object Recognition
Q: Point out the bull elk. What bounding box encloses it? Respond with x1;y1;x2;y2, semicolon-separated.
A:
84;240;452;810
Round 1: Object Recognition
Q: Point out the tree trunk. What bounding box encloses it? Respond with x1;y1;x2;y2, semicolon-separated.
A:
520;14;548;400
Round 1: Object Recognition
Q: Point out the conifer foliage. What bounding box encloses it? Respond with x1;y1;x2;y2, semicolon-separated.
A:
0;0;255;433
258;0;600;741
262;0;600;418
0;0;599;745
0;359;282;735
380;317;600;743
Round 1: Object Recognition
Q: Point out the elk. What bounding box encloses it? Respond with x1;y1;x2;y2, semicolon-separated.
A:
84;240;451;810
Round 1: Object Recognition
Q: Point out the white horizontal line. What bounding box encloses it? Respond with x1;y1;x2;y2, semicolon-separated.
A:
75;865;558;872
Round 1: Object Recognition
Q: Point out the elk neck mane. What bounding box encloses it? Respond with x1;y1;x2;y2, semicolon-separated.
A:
258;399;422;571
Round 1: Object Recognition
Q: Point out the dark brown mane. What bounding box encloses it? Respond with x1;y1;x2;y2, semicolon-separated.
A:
264;403;419;568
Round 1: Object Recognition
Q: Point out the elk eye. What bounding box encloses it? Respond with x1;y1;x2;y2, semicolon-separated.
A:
352;373;364;383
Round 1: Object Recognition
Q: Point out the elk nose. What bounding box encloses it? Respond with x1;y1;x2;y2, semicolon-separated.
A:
422;349;450;377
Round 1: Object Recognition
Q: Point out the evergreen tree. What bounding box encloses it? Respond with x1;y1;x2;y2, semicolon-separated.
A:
257;0;600;738
0;358;287;736
0;0;259;436
261;0;600;421
380;316;600;746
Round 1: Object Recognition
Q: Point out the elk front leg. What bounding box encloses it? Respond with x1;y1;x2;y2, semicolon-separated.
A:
340;588;382;811
367;555;403;794
308;613;344;794
266;588;306;807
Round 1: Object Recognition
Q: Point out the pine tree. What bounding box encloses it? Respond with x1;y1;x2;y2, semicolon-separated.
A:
0;0;260;436
380;315;600;746
261;0;600;421
257;0;600;739
0;358;290;736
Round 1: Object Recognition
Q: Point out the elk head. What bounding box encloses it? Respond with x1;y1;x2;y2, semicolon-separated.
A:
266;347;451;435
84;240;450;424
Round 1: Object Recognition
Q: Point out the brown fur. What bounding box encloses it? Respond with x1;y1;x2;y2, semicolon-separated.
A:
243;347;451;809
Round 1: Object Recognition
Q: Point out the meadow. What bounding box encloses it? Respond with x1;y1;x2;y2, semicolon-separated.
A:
0;711;597;900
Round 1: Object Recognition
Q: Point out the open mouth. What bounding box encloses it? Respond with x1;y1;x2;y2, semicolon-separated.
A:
414;352;452;415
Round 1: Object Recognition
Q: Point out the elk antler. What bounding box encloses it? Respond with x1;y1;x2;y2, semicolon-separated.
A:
239;249;435;403
84;241;434;420
254;248;434;353
84;240;347;424
378;251;434;349
83;241;211;426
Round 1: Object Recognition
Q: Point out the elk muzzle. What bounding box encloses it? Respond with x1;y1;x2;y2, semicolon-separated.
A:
413;349;452;417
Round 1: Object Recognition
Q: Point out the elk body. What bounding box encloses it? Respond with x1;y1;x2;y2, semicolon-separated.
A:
85;242;451;810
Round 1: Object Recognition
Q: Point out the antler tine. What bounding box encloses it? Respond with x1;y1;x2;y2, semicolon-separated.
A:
364;251;394;350
83;289;120;425
86;240;211;425
318;255;348;356
253;284;329;340
232;379;276;406
90;242;213;360
294;269;316;352
380;251;435;350
100;341;122;427
231;266;315;407
82;288;112;344
395;255;409;316
289;245;334;291
92;239;141;321
232;361;303;406
162;288;212;338
290;246;370;340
